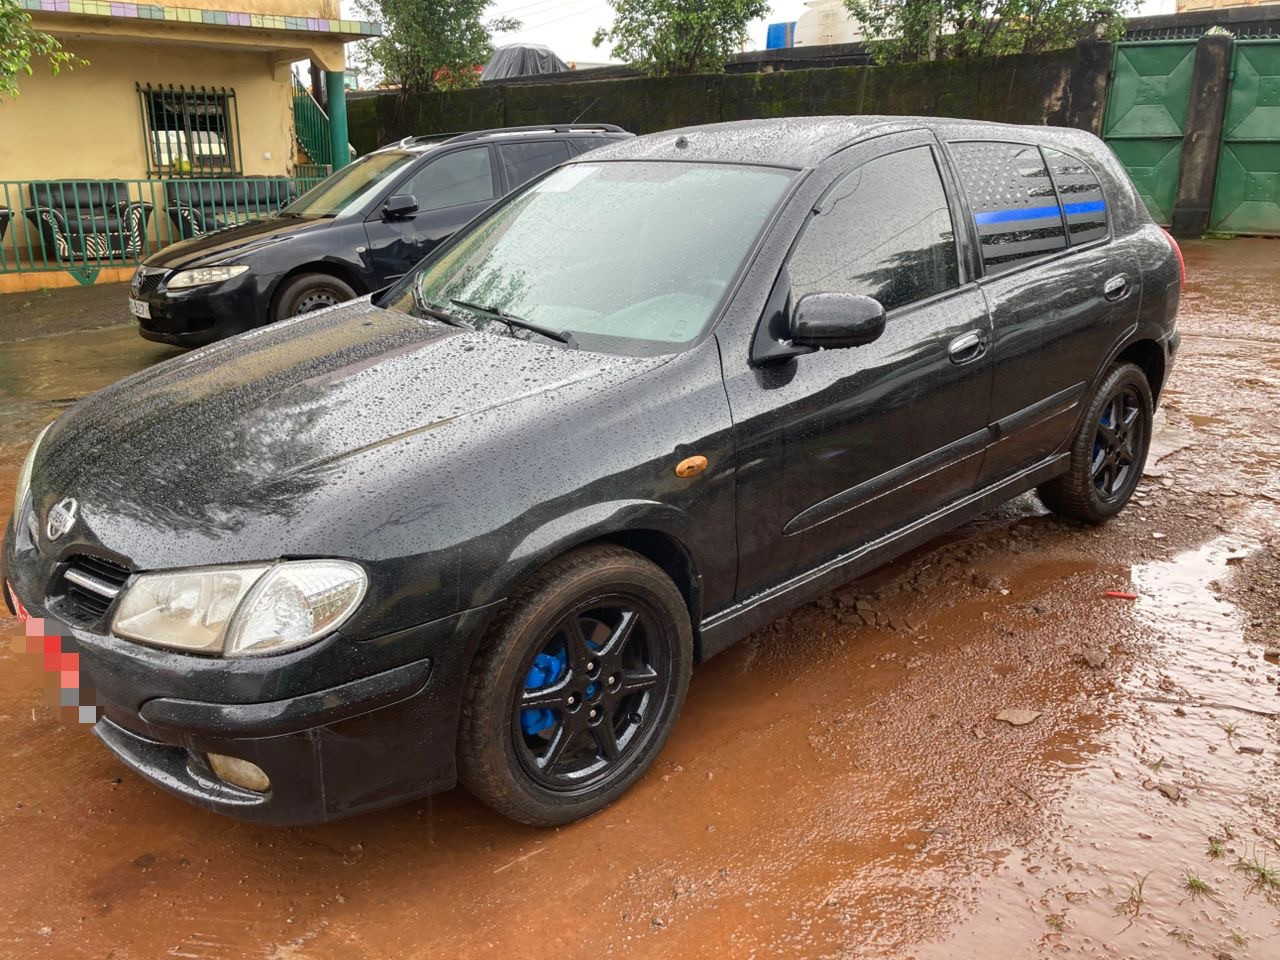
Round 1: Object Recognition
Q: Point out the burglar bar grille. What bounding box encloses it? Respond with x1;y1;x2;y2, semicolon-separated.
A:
137;83;244;178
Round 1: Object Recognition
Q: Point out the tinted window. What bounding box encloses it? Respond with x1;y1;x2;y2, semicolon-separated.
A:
499;140;571;189
790;146;958;312
1044;148;1109;245
571;138;610;155
399;148;495;211
949;141;1067;275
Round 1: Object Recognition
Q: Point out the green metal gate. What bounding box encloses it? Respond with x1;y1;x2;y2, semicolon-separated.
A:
1103;40;1197;226
1210;39;1280;235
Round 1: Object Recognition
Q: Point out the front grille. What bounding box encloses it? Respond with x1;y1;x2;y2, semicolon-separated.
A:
59;555;131;624
132;267;166;297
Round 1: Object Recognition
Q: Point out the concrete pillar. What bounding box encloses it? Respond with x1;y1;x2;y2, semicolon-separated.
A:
326;70;349;170
1171;34;1233;238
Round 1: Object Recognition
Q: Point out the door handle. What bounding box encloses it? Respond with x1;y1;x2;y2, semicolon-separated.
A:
1104;274;1129;301
948;331;986;365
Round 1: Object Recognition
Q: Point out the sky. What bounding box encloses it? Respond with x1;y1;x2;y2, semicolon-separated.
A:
344;0;1180;72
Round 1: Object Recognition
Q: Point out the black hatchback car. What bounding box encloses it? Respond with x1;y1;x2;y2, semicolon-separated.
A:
128;123;632;347
5;117;1181;826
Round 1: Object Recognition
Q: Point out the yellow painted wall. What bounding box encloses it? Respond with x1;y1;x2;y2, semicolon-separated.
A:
0;38;295;181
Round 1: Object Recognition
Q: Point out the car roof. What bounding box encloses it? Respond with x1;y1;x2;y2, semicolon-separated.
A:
375;124;630;154
573;116;1103;170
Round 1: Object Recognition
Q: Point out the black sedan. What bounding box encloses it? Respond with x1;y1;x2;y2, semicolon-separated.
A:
4;117;1181;826
128;124;631;347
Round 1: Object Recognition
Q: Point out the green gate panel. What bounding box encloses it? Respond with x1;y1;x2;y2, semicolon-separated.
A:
1104;41;1197;227
1211;40;1280;236
1104;42;1196;139
1109;139;1183;225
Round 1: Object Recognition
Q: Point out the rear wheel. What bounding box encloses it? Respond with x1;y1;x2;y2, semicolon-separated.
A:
271;272;356;323
1037;362;1153;523
457;545;692;826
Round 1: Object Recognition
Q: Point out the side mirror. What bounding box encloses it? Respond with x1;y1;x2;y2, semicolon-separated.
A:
790;292;886;349
382;194;418;220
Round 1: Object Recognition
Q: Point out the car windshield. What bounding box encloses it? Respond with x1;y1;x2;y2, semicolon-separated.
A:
282;151;418;217
385;161;795;354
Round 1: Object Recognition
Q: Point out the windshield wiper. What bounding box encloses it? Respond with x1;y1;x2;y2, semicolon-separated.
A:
450;298;575;347
411;286;474;330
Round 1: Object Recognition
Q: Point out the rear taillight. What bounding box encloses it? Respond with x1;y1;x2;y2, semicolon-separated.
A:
1162;228;1186;284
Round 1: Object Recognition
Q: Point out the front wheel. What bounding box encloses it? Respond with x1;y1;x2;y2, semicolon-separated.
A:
1037;362;1153;523
270;272;356;323
457;545;693;826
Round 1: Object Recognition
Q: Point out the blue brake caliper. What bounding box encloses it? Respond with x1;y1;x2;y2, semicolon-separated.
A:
521;650;567;736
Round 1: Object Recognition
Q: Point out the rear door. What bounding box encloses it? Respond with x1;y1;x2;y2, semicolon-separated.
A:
726;133;994;601
363;145;499;283
946;140;1141;485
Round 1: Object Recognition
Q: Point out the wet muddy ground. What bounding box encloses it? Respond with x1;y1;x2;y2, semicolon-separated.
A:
0;242;1277;959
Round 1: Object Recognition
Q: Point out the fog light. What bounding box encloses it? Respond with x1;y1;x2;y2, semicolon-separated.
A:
207;753;270;792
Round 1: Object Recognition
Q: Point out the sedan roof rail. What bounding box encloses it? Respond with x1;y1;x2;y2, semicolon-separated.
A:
443;124;626;144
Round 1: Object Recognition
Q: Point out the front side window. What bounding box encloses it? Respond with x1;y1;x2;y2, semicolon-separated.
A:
138;83;241;177
282;151;418;218
949;141;1068;275
1043;148;1109;245
789;146;959;312
499;141;571;190
387;161;795;354
398;148;496;212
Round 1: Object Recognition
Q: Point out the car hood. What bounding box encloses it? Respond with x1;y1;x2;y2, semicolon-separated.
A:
32;298;663;561
143;214;333;270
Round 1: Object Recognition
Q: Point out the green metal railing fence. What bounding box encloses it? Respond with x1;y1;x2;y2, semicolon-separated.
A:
292;76;334;167
0;176;326;280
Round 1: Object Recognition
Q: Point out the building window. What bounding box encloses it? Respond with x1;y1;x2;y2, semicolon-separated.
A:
137;83;242;178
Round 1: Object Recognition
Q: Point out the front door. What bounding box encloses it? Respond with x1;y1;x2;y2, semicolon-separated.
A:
725;137;994;601
364;146;499;284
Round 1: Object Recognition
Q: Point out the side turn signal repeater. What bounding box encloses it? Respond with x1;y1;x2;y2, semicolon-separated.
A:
674;455;708;478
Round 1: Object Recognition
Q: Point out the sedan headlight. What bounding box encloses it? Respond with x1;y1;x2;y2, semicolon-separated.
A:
166;265;250;291
12;423;52;531
112;560;366;657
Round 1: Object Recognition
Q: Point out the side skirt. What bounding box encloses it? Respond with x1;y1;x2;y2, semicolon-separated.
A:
697;452;1070;660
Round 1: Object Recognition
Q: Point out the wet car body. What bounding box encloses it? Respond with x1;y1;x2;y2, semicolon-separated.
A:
3;117;1181;823
130;124;632;347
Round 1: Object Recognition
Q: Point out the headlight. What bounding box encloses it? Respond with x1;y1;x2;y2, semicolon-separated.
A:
166;265;250;291
11;423;52;531
112;560;366;657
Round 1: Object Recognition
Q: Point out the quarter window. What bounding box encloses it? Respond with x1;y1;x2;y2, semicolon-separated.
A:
399;148;496;212
499;141;571;189
949;141;1067;275
789;146;959;312
1043;148;1109;245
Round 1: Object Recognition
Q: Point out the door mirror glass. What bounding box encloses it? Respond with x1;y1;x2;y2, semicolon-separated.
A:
790;293;886;349
382;194;418;220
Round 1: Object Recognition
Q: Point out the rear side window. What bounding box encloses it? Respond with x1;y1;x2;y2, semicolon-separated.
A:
399;147;496;212
499;140;571;190
1043;148;1109;245
949;141;1067;275
789;145;958;312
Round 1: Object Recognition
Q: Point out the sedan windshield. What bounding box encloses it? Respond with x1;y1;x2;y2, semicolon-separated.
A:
283;151;417;218
386;161;795;353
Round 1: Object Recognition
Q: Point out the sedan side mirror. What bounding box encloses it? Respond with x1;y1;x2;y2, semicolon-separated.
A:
790;293;886;349
382;194;419;220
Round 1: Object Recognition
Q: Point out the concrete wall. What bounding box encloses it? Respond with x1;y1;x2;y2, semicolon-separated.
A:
0;38;296;181
347;43;1113;154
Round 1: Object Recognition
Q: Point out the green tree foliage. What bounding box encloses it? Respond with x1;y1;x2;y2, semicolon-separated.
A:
593;0;770;76
843;0;1133;64
352;0;519;92
1;0;84;99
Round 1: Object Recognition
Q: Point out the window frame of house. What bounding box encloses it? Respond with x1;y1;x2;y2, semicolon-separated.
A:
137;83;244;179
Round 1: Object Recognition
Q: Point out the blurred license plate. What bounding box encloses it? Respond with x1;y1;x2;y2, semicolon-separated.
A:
128;298;150;320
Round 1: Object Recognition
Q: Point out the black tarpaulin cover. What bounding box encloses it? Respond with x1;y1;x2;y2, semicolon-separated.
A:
482;44;571;81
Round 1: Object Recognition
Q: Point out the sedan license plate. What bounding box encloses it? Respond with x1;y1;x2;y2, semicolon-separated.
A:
128;297;151;320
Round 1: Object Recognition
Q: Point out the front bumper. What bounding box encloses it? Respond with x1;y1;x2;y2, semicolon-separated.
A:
4;525;497;824
130;268;272;348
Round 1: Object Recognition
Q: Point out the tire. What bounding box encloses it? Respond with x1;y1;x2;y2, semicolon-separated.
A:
1037;362;1153;524
457;545;693;826
270;272;357;323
